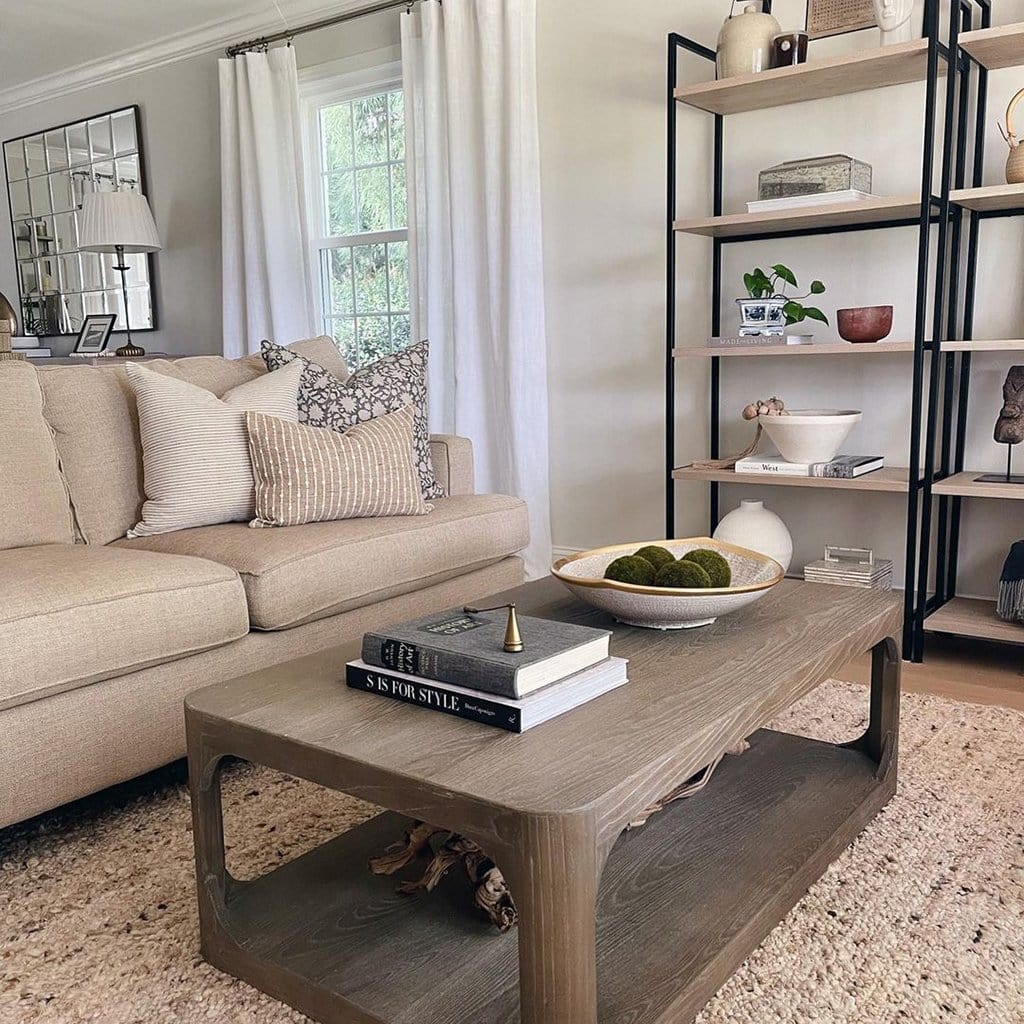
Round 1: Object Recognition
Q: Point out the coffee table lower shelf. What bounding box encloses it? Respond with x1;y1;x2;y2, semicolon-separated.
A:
205;727;892;1024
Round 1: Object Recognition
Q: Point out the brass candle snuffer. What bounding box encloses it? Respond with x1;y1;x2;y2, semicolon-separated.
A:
462;603;524;653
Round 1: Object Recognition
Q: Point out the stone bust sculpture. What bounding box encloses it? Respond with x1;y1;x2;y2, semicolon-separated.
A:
994;366;1024;445
872;0;915;45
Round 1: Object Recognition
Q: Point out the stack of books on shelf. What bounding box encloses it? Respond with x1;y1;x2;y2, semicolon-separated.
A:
746;189;877;214
346;609;627;733
735;454;884;479
11;336;52;358
804;547;893;590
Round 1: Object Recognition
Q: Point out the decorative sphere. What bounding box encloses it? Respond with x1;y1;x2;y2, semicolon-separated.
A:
634;545;676;570
654;559;713;589
681;549;732;588
604;555;657;586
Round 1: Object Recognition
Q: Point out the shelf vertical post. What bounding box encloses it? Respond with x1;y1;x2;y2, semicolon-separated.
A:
666;35;680;539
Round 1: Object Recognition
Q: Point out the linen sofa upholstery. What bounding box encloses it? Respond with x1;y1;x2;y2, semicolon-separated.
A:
0;544;248;712
428;434;475;496
118;494;529;630
0;362;75;549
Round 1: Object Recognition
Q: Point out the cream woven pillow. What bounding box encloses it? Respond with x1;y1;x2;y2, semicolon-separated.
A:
127;361;303;537
246;405;431;528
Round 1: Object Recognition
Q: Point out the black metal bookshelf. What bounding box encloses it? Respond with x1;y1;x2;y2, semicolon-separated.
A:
665;0;999;662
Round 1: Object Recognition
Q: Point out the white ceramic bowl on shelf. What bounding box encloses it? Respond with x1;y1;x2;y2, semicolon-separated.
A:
551;537;783;630
758;409;862;464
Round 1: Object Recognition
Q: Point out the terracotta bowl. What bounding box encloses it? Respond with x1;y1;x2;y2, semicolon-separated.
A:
837;305;894;344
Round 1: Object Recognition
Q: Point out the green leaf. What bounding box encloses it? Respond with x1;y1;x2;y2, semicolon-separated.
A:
802;306;830;325
809;280;826;295
782;301;804;326
772;264;798;288
743;272;758;297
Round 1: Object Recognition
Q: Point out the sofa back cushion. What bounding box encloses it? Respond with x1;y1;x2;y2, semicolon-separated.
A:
0;362;75;549
36;336;346;545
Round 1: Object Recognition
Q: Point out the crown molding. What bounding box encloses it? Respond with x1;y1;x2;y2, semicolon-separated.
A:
0;0;371;116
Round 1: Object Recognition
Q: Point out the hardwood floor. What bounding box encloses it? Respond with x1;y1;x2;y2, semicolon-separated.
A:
839;635;1024;711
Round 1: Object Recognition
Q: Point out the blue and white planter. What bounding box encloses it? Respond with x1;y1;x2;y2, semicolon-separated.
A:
737;297;787;336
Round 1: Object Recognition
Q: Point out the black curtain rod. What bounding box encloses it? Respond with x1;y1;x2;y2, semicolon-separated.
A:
226;0;419;57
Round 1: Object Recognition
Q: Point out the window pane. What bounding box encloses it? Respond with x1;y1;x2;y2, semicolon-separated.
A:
328;316;356;367
391;314;411;349
389;163;407;229
45;130;68;170
325;171;356;236
5;140;26;181
357;315;391;364
388;90;405;160
320;102;353;172
322;247;354;314
356;165;390;232
353;243;389;313
353;94;388;165
387;242;409;311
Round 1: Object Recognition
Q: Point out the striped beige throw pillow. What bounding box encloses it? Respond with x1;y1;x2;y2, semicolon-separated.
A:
127;361;303;537
246;405;431;528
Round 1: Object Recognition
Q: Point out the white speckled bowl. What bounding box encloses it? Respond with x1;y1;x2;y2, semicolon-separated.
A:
758;409;862;464
551;538;783;630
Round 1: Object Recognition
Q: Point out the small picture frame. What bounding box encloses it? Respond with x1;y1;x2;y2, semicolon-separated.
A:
72;313;116;355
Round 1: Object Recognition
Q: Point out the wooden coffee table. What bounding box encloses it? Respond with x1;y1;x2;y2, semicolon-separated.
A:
186;577;901;1024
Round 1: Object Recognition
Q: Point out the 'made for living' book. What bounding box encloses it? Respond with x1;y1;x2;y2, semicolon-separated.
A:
346;657;628;733
361;609;612;699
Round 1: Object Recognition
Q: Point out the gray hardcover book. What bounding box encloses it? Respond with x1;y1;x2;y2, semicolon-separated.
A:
361;609;612;699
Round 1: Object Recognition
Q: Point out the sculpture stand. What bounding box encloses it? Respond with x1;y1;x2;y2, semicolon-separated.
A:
976;444;1024;486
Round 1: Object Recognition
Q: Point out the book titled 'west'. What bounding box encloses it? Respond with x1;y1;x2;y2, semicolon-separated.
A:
361;608;612;699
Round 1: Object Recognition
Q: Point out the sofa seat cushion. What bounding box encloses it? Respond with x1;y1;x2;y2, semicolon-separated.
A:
0;545;249;712
118;494;530;630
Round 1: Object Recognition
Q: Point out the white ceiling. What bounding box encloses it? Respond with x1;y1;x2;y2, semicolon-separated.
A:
0;0;365;101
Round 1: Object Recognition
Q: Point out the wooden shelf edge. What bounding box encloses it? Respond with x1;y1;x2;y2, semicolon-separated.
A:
960;23;1024;71
940;339;1024;353
932;471;1024;499
950;183;1024;213
674;40;931;116
675;341;915;359
674;195;922;238
925;597;1024;644
674;466;910;493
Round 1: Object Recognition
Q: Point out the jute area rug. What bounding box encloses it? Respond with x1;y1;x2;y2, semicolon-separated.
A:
1;681;1022;1024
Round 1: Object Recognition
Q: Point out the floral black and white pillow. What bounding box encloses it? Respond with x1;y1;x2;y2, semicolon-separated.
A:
261;338;444;500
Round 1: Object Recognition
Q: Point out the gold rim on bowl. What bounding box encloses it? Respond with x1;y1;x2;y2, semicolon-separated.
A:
551;537;784;597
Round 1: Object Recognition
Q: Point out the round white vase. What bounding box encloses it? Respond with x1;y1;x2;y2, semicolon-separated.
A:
713;499;793;574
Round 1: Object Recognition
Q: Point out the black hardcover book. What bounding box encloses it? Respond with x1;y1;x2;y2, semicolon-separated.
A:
345;658;628;733
361;608;612;699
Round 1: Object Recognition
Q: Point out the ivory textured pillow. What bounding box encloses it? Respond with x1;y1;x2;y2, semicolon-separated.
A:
246;405;430;527
126;360;303;537
260;338;443;500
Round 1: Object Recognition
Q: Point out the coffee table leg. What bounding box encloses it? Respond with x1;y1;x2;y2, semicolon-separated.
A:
501;815;602;1024
863;635;901;772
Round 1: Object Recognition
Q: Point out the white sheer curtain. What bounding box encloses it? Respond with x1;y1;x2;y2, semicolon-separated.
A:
219;46;316;358
401;0;552;579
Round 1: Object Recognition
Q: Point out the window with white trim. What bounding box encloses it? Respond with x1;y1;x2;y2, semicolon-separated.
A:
302;64;409;370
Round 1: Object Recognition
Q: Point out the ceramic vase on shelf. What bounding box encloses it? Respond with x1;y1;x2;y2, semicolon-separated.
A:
1000;87;1024;185
717;3;781;79
713;499;793;573
872;0;915;46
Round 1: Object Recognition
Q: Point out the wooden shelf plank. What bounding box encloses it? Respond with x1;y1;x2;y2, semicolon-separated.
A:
675;40;932;115
925;597;1024;644
950;183;1024;213
214;731;884;1024
675;341;915;359
940;339;1024;352
674;465;910;493
675;195;922;239
932;471;1024;499
960;23;1024;71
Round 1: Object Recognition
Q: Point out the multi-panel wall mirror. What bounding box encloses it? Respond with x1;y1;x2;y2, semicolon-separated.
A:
3;106;155;337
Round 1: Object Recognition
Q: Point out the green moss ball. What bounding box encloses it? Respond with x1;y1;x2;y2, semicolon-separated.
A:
654;559;713;589
634;544;676;570
604;555;657;586
681;549;732;588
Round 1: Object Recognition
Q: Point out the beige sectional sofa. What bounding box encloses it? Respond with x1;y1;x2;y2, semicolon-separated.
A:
0;338;528;829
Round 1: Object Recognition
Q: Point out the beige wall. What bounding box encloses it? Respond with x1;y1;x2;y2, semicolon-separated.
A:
537;0;1024;600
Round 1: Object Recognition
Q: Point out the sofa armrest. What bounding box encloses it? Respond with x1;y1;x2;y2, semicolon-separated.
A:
429;435;475;496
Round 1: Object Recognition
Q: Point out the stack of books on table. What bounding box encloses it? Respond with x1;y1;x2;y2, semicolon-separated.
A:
735;454;884;479
804;547;894;590
12;337;52;358
347;609;627;733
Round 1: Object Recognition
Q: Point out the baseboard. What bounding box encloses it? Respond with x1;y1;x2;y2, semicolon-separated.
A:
552;545;584;560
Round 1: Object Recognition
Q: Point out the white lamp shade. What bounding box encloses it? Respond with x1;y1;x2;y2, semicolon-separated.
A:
78;190;162;254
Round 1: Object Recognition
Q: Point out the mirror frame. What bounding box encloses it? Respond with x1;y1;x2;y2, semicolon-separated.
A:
3;104;158;337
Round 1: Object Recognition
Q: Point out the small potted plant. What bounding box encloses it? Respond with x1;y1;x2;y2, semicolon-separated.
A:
738;264;829;337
